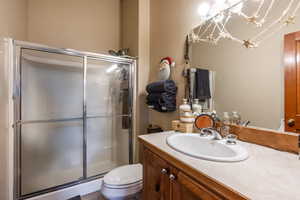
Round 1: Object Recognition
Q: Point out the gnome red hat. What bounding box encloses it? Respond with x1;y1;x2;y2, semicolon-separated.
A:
160;57;175;67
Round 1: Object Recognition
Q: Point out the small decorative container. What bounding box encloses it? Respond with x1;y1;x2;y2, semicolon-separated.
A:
179;122;194;133
172;120;181;131
180;110;195;123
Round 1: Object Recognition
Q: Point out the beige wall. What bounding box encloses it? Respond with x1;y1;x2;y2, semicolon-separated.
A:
191;3;300;130
0;0;27;199
149;0;201;130
121;0;138;56
0;0;27;40
135;0;150;161
27;0;121;53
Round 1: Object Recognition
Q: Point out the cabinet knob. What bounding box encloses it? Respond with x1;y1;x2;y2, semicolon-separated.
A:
169;174;176;181
287;119;295;127
161;168;168;174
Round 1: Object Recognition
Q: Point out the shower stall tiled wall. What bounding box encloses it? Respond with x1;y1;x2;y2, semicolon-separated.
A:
1;38;136;200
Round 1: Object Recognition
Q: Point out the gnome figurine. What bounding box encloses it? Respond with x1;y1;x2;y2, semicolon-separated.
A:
158;57;175;80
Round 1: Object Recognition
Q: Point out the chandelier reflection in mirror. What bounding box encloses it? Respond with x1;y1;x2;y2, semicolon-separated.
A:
189;0;300;48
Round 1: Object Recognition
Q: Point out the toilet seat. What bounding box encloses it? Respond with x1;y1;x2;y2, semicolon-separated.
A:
103;180;143;189
101;164;143;199
103;164;143;186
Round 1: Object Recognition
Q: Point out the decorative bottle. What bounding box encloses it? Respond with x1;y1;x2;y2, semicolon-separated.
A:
179;99;191;114
179;99;193;123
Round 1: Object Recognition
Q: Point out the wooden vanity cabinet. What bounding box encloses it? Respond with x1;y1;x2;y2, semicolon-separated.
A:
143;148;170;200
142;148;224;200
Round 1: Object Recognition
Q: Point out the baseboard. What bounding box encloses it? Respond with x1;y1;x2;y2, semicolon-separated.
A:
27;178;102;200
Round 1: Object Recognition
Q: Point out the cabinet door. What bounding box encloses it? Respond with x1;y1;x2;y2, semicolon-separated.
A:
143;149;170;200
171;171;223;200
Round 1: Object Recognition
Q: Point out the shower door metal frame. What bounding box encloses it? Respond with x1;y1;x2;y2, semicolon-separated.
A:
12;40;137;200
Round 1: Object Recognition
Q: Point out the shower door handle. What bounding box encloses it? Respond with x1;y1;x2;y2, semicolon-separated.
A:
12;84;20;100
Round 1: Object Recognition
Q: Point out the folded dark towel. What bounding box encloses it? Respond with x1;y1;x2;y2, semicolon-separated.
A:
147;92;176;104
146;92;176;112
146;80;177;94
195;69;211;101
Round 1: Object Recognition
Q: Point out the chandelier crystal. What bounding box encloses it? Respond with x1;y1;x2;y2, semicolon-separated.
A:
189;0;300;48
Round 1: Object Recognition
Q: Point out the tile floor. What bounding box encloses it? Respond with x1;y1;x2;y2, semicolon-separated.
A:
81;191;105;200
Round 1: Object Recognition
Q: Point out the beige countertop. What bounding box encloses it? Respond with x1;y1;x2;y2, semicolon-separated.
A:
139;131;300;200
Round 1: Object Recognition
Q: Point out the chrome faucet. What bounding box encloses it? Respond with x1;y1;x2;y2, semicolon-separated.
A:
200;127;238;145
200;128;223;140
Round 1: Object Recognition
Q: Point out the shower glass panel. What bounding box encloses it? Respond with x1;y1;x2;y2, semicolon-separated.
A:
86;117;129;177
86;59;130;177
19;49;84;196
21;49;83;121
21;120;83;195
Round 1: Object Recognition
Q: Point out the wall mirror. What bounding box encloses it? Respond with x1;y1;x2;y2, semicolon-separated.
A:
189;0;300;132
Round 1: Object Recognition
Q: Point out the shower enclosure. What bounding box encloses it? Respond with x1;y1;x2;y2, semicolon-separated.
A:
4;39;136;200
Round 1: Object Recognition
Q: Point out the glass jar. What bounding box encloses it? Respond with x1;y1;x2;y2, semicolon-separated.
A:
232;111;241;125
192;99;202;115
222;112;231;125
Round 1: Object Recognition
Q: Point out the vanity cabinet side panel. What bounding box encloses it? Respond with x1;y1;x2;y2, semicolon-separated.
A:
143;148;171;200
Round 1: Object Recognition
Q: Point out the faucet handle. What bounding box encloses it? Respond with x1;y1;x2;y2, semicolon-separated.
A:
225;134;237;145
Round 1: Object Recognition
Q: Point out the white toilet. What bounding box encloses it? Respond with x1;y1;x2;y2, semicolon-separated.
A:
101;164;143;200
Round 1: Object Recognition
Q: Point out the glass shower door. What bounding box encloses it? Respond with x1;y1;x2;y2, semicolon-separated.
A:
86;58;131;177
19;49;84;195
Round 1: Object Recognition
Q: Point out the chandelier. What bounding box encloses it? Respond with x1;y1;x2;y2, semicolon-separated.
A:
189;0;300;48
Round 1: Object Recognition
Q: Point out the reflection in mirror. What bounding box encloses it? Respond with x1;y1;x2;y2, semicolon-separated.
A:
189;0;300;131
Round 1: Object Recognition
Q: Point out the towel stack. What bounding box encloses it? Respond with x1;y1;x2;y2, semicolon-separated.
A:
146;80;177;112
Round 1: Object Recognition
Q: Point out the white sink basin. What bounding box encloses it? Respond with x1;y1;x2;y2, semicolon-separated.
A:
166;134;248;162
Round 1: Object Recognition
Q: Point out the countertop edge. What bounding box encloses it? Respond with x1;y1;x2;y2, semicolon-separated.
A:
138;135;249;200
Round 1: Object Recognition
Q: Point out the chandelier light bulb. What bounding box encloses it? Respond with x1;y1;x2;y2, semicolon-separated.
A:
198;2;211;17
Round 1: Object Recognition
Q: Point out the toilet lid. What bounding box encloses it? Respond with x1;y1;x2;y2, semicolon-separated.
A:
104;164;143;186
